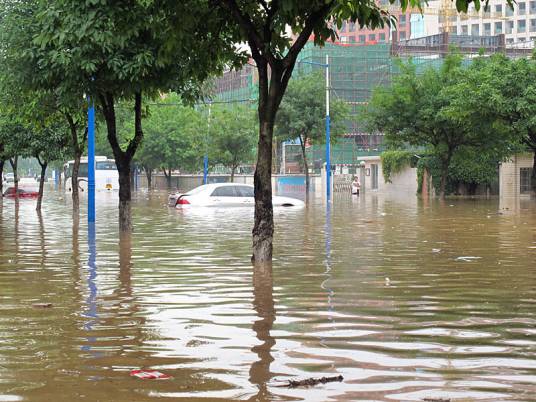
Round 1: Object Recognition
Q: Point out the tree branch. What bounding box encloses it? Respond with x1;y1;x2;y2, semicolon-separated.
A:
217;0;276;65
126;91;144;161
283;2;334;68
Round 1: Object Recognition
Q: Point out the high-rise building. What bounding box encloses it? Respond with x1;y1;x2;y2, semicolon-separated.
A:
454;0;536;45
335;5;413;44
410;0;536;46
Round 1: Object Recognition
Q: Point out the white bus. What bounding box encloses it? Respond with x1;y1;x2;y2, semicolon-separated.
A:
64;156;119;193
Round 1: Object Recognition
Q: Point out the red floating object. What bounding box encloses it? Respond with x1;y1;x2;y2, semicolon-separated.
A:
130;369;171;380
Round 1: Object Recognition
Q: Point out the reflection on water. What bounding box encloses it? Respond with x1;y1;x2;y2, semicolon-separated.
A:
0;190;535;401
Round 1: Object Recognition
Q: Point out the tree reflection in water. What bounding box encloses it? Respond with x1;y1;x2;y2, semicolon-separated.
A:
249;262;276;401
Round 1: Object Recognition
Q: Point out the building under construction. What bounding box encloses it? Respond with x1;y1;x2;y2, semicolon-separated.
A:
212;33;532;173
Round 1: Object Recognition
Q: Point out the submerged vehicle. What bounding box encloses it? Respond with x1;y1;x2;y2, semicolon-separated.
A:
63;156;118;193
168;183;304;208
3;186;39;198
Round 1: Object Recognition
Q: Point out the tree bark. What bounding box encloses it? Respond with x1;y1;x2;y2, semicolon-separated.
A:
144;166;152;189
100;91;143;232
231;164;237;182
10;156;18;200
36;156;47;212
71;152;81;213
298;134;310;199
0;159;4;196
532;149;536;197
438;152;453;199
65;113;86;215
163;167;172;188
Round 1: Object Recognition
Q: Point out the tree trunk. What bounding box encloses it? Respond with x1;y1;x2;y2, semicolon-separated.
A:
231;165;237;182
298;135;310;199
0;159;4;196
532;149;536;197
118;161;132;231
163;167;172;188
100;91;143;232
65;113;86;215
10;156;18;200
71;152;81;214
252;60;294;263
438;153;452;199
36;157;47;212
144;167;152;189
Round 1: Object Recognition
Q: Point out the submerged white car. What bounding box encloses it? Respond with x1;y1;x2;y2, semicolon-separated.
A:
169;183;304;208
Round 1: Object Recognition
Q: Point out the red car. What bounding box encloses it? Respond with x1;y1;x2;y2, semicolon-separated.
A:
3;187;40;198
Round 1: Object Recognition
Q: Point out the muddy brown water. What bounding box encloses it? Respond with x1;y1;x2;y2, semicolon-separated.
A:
0;190;535;401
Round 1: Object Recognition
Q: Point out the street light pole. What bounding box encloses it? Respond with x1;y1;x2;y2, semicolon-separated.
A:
203;101;211;185
325;54;331;201
297;56;330;201
88;98;96;224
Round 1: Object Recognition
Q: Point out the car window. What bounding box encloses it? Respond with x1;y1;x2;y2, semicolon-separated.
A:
211;186;239;197
236;186;254;197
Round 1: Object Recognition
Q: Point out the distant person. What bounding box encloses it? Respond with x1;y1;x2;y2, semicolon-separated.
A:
351;176;360;195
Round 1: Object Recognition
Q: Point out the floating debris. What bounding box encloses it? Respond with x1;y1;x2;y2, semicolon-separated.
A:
285;375;343;388
32;303;52;308
385;277;391;286
432;248;441;253
455;256;482;262
423;398;451;402
130;369;171;380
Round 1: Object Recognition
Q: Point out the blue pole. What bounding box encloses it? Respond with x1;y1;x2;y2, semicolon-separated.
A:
203;155;209;184
326;115;331;200
325;54;331;201
88;100;96;223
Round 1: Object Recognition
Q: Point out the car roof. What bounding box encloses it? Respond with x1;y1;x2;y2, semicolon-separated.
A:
200;183;252;189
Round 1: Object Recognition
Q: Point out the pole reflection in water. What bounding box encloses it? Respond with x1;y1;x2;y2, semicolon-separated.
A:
249;263;276;401
321;200;334;310
82;222;98;352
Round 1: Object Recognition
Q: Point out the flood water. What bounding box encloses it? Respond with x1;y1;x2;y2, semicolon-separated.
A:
1;189;535;401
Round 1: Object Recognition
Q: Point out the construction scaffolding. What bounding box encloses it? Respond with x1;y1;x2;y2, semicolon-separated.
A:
212;33;533;173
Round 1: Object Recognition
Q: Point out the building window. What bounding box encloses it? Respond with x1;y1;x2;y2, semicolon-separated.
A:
495;22;503;34
506;5;514;16
399;14;406;26
471;23;479;35
483;22;491;35
519;2;527;14
507;37;514;43
520;168;533;194
368;34;376;41
519;19;527;32
359;34;366;43
340;21;347;32
461;25;468;35
349;21;356;31
506;20;514;34
531;1;536;14
399;31;406;40
529;18;536;32
495;4;503;13
379;32;386;42
519;37;526;41
349;36;356;43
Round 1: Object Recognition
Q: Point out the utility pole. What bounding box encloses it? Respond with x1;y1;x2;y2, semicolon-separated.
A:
88;99;95;224
204;101;211;184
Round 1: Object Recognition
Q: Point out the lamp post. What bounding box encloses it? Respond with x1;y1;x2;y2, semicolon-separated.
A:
203;101;211;185
87;99;95;224
297;55;330;201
